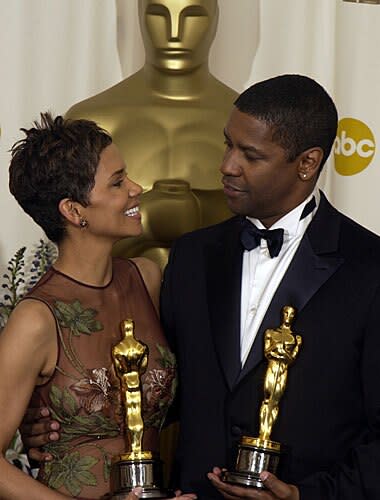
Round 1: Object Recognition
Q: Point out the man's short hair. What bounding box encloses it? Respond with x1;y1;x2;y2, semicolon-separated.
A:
235;74;338;169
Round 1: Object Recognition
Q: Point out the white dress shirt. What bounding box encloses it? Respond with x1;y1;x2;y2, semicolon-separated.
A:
240;189;320;366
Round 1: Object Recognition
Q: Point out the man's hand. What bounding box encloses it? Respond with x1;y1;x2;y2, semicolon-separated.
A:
20;406;61;462
173;490;197;499
208;467;299;500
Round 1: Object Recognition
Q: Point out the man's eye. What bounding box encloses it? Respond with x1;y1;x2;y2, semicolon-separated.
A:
245;154;259;162
113;179;123;187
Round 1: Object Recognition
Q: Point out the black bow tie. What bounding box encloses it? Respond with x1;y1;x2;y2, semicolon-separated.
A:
240;220;284;257
240;196;317;257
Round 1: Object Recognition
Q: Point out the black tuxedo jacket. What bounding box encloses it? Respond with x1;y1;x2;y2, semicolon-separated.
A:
161;193;380;499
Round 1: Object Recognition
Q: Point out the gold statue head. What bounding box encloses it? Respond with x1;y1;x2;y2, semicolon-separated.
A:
121;319;134;338
139;0;219;73
281;306;295;327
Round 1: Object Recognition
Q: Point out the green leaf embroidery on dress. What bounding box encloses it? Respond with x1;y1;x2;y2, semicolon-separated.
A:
54;299;103;336
53;299;104;378
43;382;119;491
156;343;177;369
44;384;119;451
44;451;98;497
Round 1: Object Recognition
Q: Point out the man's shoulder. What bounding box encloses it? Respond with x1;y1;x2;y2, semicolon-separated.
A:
338;214;380;266
339;212;380;241
317;192;380;251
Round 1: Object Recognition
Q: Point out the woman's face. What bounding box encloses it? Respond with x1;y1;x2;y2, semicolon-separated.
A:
81;143;143;242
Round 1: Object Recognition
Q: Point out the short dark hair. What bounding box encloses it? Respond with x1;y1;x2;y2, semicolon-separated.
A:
9;112;112;243
234;74;338;169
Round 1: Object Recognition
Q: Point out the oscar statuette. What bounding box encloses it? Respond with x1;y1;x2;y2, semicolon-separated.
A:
223;306;302;489
110;319;172;499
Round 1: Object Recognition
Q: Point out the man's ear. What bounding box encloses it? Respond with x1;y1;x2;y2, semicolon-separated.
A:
298;147;324;181
58;198;82;226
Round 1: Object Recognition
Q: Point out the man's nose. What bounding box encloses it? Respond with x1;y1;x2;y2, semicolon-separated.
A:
220;150;241;176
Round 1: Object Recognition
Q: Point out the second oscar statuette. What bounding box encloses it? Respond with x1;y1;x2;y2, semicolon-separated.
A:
110;319;171;499
223;306;302;489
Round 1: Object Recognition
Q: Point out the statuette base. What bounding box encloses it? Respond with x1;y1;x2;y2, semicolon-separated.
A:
110;457;172;499
222;437;281;490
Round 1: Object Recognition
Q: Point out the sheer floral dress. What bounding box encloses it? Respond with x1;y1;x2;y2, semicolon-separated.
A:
25;258;177;499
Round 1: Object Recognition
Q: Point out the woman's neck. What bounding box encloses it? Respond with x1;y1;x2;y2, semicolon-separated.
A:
54;238;113;287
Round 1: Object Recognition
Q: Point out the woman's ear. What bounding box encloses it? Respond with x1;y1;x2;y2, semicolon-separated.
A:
298;147;324;181
58;198;81;225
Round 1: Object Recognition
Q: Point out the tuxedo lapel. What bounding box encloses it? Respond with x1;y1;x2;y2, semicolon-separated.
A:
237;193;344;384
206;217;244;391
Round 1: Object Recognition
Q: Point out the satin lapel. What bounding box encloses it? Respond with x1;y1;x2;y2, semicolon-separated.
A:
237;194;344;385
206;217;244;391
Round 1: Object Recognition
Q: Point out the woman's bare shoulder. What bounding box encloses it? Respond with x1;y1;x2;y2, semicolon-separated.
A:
0;299;57;382
130;257;162;313
2;299;56;346
131;257;161;285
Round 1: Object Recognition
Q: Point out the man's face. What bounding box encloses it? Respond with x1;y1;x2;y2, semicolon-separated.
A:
221;108;303;227
139;0;218;72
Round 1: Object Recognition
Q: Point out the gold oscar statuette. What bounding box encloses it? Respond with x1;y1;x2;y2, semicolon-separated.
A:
110;319;172;499
223;306;302;489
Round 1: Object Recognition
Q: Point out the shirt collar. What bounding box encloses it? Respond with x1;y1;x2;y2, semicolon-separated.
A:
247;187;320;239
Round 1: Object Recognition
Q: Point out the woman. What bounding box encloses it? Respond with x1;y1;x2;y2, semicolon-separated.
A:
0;114;195;499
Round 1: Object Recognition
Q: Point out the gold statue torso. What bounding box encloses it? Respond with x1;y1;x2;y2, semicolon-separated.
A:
70;71;234;192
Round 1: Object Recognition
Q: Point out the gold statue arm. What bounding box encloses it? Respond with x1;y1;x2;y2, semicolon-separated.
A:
291;335;303;361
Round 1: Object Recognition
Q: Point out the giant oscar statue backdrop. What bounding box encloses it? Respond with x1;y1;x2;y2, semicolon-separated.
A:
66;0;237;270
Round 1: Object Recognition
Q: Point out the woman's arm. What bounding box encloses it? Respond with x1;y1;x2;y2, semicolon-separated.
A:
0;299;69;499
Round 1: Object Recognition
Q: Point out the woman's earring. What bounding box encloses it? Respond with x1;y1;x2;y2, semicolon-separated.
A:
79;217;89;228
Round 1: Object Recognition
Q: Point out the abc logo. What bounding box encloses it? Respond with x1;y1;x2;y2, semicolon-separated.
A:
334;118;376;176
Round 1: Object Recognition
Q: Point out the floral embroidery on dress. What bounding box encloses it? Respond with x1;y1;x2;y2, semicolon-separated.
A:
40;299;119;496
71;368;111;414
36;295;177;498
42;381;119;495
142;344;177;429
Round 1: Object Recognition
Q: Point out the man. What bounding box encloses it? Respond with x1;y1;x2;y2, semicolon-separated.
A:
23;75;380;499
160;75;380;499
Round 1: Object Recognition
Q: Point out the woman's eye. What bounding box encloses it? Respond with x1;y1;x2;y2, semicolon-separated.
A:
113;179;123;187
